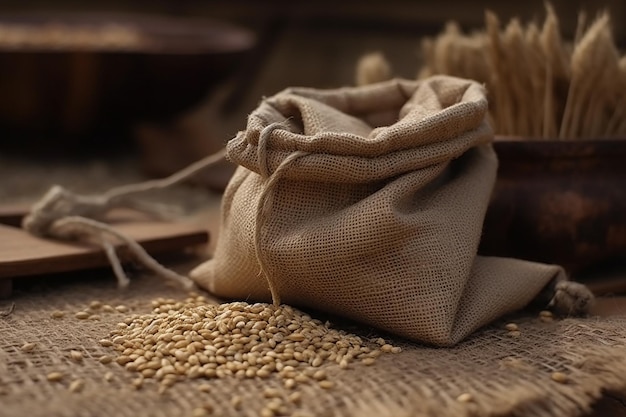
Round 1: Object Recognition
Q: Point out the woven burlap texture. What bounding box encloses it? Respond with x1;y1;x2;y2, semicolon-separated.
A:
1;274;626;417
191;76;566;346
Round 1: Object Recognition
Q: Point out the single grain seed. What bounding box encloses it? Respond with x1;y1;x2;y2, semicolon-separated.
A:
264;388;281;398
292;412;315;417
266;399;283;412
89;301;103;310
104;372;114;382
198;383;211;393
116;355;132;365
508;331;521;337
230;395;242;410
99;355;113;364
256;369;270;378
288;391;302;405
142;369;156;378
192;408;208;417
51;310;65;319
539;310;553;318
115;305;129;313
551;372;568;384
505;323;519;331
318;380;335;389
69;379;85;393
75;311;90;320
457;393;473;403
47;372;64;382
99;339;113;347
294;374;309;383
21;342;36;352
313;370;326;381
132;377;143;389
260;408;274;417
70;350;83;362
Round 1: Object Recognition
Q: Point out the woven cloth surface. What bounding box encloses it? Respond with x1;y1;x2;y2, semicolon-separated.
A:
1;271;626;417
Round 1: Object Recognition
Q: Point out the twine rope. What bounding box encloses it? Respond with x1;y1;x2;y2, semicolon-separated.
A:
253;122;308;306
22;148;227;289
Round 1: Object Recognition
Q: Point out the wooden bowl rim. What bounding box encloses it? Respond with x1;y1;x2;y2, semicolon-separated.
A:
0;11;256;55
493;137;626;159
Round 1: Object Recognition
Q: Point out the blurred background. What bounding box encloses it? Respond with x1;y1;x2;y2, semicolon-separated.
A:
0;1;623;186
0;1;625;287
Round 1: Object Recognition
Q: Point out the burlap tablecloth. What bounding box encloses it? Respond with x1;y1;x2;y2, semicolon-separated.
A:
1;266;626;417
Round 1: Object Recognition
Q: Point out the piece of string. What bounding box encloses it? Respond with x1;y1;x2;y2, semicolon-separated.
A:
253;122;309;306
0;302;16;317
22;148;227;289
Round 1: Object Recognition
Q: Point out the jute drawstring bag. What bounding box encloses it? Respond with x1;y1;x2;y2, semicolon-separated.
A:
190;75;571;346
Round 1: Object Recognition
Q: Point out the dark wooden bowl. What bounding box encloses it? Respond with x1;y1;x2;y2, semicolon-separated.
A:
480;138;626;277
0;12;255;150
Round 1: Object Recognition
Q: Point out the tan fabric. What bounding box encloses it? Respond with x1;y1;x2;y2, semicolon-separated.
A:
191;76;566;346
2;271;626;417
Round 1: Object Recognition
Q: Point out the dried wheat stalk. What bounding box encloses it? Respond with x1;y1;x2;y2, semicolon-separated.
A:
357;3;625;139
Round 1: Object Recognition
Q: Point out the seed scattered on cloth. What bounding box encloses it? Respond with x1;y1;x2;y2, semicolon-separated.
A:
102;305;116;313
75;311;90;320
230;395;243;410
99;339;113;347
47;372;64;382
21;342;37;352
70;350;83;362
51;310;65;319
105;296;400;391
99;355;113;364
505;323;519;331
69;379;85;393
197;383;211;393
191;406;211;416
551;372;569;384
318;380;335;389
457;393;473;403
132;377;144;389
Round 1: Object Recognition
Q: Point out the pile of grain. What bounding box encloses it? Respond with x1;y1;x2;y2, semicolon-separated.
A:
102;295;400;399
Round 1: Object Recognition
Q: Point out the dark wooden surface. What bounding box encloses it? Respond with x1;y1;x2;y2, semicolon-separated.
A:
0;208;209;292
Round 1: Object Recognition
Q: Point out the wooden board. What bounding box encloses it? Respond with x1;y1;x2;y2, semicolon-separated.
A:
0;204;209;285
0;221;208;279
0;203;30;227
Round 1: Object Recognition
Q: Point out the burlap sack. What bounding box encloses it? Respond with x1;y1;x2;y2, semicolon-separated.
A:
191;75;566;346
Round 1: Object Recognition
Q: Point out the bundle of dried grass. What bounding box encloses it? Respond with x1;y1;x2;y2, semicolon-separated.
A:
355;52;393;86
360;4;625;139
